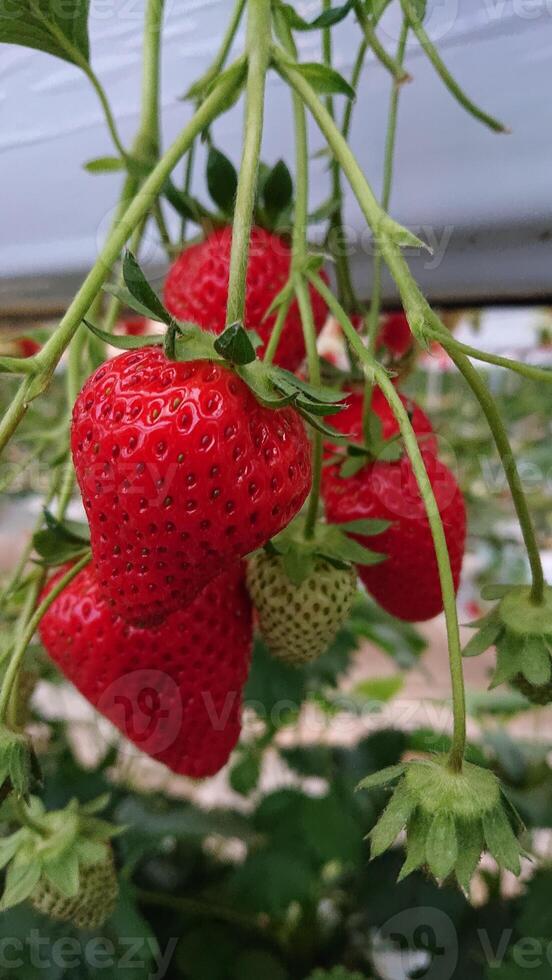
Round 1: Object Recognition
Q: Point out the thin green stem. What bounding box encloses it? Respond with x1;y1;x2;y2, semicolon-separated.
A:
362;19;409;443
263;294;292;366
0;66;242;456
341;40;368;142
226;0;272;325
83;65;128;160
185;0;246;99
400;0;507;133
278;15;323;539
5;576;41;729
308;272;466;771
445;346;545;605
353;1;411;84
428;332;552;386
0;555;91;724
138;0;165;155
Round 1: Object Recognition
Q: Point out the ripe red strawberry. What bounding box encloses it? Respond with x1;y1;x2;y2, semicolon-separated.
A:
118;317;148;336
325;386;436;452
378;311;413;358
39;562;253;778
323;450;466;622
71;349;311;625
163;226;328;370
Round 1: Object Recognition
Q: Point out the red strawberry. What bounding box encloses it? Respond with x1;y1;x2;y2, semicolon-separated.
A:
71;349;311;625
325;386;436;452
323;451;466;622
119;317;148;337
378;311;413;358
18;337;41;358
39;563;253;778
163;226;328;371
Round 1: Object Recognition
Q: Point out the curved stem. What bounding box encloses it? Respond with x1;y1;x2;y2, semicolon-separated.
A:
445;346;545;605
263;293;292;366
0;67;242;457
0;554;91;724
362;19;409;443
185;0;246;99
428;332;552;386
353;1;411;84
83;64;128;160
308;272;466;771
341;40;368;143
400;0;507;133
226;0;271;325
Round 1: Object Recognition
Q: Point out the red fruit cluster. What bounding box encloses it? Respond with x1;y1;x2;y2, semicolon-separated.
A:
323;387;466;622
164;226;328;370
39;563;253;778
71;349;311;626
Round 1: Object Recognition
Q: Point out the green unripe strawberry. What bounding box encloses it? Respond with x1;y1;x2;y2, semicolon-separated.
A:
246;551;357;666
30;845;118;930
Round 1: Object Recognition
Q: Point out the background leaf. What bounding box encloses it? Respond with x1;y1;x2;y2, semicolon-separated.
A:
0;0;90;65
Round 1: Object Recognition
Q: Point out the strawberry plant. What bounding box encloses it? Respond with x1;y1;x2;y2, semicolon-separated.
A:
1;1;552;976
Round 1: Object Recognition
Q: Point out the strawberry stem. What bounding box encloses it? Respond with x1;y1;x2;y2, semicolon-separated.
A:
225;0;272;326
361;17;410;445
308;272;467;772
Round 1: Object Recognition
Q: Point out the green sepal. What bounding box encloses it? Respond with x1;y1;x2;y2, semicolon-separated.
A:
0;727;41;801
481;584;513;601
163;179;219;225
369;780;415;858
397;808;430;881
490;632;526;689
519;634;552;686
425;810;458;881
262;159;293;226
291;61;356;100
454;819;484;893
214;323;260;365
277;0;354;30
206;146;238;215
269;517;382;586
356;763;405;793
462;618;502;658
44;849;80;899
122;251;174;326
338;519;391;535
33;509;91;567
0;859;42;912
482;803;522;876
84;318;161;350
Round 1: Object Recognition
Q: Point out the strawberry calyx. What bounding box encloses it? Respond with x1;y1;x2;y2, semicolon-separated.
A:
0;726;42;803
266;514;388;586
86;251;347;436
0;794;120;920
358;754;525;890
463;584;552;702
32;509;91;567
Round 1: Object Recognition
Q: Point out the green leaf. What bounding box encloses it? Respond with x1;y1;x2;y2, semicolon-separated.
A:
294;62;356;99
426;811;458;880
214;322;257;365
206;147;238;214
122;251;173;326
352;675;404;705
370;781;414;858
483;804;522;875
84;156;125;174
0;860;41;911
0;0;90;65
229;751;262;797
357;764;405;793
263;160;293;221
0;832;25;872
462;619;502;658
44;848;80;899
278;0;354;30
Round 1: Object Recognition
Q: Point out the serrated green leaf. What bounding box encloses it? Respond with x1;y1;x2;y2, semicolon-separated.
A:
0;860;41;911
207;147;238;214
123;251;173;326
370;781;414;858
426;811;458;880
462;620;502;658
483;804;522;875
84;156;125;174
44;849;80;899
0;0;90;65
214;322;257;365
294;63;356;99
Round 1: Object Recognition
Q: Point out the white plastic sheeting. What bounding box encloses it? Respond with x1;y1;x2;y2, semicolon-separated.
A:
0;0;551;301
